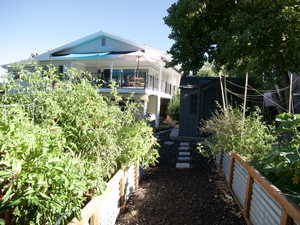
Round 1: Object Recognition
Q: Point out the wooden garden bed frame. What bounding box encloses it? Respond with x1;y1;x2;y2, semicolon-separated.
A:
217;152;300;225
67;163;140;225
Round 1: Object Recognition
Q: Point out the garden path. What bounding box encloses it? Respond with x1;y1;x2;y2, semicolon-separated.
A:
115;132;246;225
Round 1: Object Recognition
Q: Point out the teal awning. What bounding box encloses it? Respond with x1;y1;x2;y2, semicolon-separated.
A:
52;52;110;60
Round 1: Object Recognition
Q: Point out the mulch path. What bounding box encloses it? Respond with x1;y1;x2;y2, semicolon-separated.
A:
115;133;246;225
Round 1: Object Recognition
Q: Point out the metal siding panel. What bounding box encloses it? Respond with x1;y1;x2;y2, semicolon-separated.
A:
249;181;281;225
98;166;136;225
232;161;248;205
222;152;231;179
124;165;135;201
99;176;121;225
215;153;221;166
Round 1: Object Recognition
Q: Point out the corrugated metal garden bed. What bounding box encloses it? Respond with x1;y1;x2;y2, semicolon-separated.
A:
216;152;300;225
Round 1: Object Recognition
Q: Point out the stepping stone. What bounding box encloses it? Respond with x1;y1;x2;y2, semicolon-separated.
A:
177;156;191;161
176;162;190;169
180;142;190;147
164;141;174;145
179;152;190;156
178;146;190;151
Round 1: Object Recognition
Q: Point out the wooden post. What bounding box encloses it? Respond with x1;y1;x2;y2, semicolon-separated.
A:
228;157;235;188
219;75;226;111
224;75;228;107
134;163;140;190
90;213;100;225
243;175;254;219
119;174;126;209
289;74;293;114
280;210;293;225
242;72;249;129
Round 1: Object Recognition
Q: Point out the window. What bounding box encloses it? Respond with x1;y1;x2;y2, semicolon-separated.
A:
103;69;110;82
101;37;106;46
58;65;64;73
112;70;122;86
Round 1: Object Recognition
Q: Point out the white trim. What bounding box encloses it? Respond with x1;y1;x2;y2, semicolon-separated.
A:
98;88;145;94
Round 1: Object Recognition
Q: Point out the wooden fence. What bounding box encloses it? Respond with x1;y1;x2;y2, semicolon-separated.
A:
216;152;300;225
67;163;140;225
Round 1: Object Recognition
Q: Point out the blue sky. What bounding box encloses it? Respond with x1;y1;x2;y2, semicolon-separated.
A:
0;0;177;67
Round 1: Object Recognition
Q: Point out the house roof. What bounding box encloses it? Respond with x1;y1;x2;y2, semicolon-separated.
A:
34;30;167;61
2;31;181;75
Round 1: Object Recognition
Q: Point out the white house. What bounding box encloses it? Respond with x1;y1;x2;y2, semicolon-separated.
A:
4;31;182;127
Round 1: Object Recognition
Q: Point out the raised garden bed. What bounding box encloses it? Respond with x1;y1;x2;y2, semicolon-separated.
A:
66;163;139;225
216;152;300;225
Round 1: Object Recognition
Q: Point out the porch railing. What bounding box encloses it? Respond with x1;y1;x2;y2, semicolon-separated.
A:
98;74;177;96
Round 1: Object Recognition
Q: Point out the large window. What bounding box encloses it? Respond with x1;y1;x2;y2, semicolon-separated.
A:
100;69;147;88
112;70;122;86
122;69;147;88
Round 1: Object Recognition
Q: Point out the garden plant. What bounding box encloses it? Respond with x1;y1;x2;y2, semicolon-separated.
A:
200;106;300;205
167;92;180;121
0;65;159;225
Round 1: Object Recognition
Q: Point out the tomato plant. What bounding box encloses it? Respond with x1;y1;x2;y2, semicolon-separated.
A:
0;65;158;224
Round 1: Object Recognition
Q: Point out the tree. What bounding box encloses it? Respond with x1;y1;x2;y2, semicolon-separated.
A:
196;62;218;77
164;0;300;92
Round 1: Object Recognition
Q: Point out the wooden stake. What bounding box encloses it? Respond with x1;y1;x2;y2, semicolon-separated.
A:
219;75;226;111
242;72;249;128
224;75;228;107
289;74;293;114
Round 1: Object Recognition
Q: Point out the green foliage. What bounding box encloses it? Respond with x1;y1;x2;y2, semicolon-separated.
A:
167;92;180;121
201;106;275;159
196;62;218;77
253;113;300;203
0;65;158;224
165;0;300;88
201;107;300;204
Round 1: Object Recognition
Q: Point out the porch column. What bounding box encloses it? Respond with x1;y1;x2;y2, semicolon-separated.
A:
158;61;163;93
155;95;161;128
143;101;148;115
110;62;114;81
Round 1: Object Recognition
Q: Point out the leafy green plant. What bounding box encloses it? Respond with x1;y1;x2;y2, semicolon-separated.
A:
254;113;300;204
0;65;158;224
167;92;180;121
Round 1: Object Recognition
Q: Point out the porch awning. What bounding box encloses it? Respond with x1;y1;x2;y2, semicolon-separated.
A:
51;52;110;60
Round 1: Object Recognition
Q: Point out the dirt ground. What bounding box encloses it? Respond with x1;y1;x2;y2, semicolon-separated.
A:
115;133;246;225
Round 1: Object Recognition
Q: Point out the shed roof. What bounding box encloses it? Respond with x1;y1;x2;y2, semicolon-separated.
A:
180;76;218;89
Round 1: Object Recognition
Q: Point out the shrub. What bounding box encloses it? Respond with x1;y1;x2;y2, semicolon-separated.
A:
200;106;275;160
0;65;158;224
201;107;299;204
